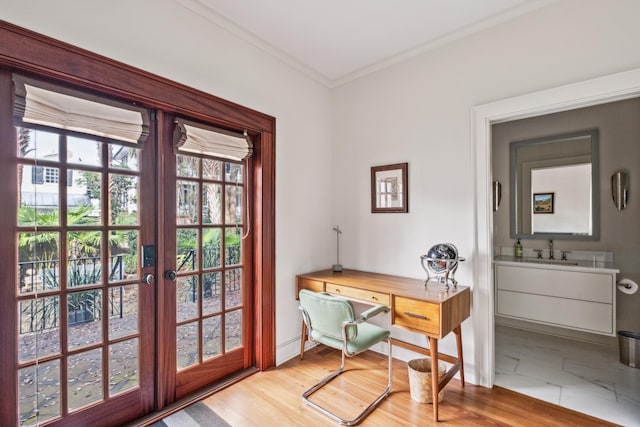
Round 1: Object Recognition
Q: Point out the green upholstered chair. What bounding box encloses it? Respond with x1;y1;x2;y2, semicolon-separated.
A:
298;289;392;425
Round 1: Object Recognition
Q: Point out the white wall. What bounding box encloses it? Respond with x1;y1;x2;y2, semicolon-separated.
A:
331;0;640;384
0;0;334;364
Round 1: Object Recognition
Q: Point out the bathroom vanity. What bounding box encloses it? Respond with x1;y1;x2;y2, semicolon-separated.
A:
494;256;619;336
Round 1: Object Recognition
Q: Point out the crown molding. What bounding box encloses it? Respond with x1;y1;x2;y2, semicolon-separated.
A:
177;0;558;89
176;0;331;87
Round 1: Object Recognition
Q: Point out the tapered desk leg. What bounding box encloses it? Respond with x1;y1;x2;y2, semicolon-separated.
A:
454;326;464;386
300;320;307;360
429;336;439;422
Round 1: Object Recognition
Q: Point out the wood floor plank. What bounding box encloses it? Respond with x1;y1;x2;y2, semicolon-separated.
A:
201;346;620;426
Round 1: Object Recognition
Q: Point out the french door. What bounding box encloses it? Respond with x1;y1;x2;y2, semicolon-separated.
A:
7;123;157;426
3;94;253;426
158;125;253;399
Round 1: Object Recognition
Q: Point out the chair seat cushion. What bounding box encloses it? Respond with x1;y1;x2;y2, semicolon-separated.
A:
311;322;390;355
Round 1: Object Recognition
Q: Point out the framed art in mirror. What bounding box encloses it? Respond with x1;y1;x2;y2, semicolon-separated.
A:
533;192;554;214
371;163;408;213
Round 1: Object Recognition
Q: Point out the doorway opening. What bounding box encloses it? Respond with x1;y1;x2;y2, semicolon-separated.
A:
473;67;640;424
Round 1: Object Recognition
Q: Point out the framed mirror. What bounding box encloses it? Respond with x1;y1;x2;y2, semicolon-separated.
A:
510;129;599;240
371;163;408;213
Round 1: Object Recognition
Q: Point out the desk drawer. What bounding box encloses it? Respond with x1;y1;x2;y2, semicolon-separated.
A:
393;296;440;335
297;278;324;297
326;283;390;306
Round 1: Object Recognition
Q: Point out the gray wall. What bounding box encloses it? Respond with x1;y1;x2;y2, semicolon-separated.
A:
492;97;640;336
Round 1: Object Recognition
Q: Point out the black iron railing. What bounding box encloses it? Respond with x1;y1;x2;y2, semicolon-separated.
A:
18;255;125;333
177;245;241;303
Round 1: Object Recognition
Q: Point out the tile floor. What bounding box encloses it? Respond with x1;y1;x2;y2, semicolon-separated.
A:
495;325;640;426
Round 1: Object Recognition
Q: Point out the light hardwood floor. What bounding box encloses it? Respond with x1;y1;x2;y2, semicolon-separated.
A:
196;346;618;426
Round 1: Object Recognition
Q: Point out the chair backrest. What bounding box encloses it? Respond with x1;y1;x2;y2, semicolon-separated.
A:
299;290;357;341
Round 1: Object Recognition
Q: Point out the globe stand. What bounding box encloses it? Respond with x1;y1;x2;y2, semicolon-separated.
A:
420;257;464;290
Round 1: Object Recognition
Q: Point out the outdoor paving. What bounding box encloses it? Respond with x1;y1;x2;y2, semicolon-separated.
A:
19;289;242;426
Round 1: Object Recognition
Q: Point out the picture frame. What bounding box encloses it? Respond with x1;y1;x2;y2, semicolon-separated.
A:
371;163;408;213
533;192;554;214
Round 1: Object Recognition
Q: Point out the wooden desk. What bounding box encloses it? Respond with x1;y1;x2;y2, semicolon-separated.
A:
296;269;470;422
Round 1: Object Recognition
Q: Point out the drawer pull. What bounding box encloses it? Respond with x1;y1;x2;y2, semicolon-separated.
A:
371;296;378;300
404;311;429;320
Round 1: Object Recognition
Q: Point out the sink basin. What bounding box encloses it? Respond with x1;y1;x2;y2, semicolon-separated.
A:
522;258;579;266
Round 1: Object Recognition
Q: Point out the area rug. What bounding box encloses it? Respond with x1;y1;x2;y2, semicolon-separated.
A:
150;401;231;427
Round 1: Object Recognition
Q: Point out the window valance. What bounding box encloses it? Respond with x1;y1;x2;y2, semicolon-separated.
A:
13;74;150;144
174;119;252;161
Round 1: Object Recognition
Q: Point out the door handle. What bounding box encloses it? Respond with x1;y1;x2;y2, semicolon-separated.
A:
164;270;177;281
141;273;155;285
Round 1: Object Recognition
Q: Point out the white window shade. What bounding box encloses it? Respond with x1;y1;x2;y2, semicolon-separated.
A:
13;75;149;144
174;120;252;161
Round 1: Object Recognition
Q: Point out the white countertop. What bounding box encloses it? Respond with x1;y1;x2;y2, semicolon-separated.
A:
494;255;619;274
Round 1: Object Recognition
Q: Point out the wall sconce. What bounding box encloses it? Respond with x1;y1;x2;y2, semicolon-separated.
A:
611;170;629;210
493;181;502;212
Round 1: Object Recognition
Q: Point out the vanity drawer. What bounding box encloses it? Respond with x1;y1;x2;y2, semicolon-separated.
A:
326;283;390;306
393;296;440;335
495;265;613;303
497;290;613;335
297;277;324;297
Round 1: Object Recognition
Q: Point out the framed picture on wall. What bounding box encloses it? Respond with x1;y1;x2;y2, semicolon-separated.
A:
371;163;408;213
533;192;554;214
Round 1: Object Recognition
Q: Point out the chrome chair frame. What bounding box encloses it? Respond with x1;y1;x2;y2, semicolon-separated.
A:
299;296;393;426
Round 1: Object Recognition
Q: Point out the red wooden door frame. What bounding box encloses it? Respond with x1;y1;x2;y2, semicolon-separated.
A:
0;19;275;424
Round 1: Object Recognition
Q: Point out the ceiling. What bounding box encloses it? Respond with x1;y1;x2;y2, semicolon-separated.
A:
180;0;556;87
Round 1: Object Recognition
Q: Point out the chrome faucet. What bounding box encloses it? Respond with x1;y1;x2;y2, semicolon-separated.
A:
548;240;554;260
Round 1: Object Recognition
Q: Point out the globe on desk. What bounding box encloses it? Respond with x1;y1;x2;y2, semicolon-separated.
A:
420;243;465;290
